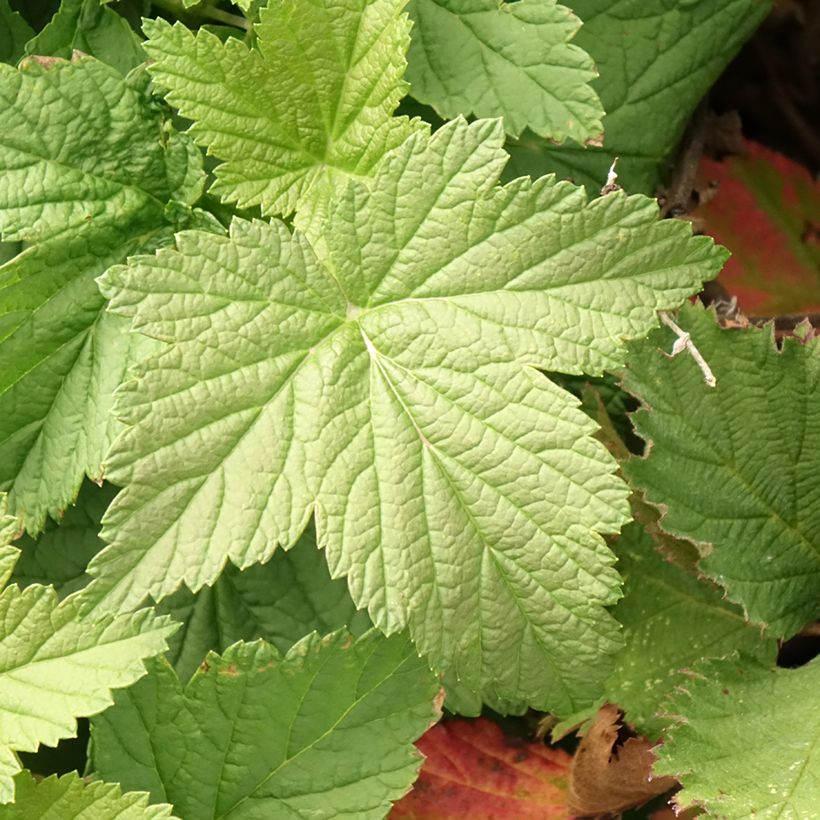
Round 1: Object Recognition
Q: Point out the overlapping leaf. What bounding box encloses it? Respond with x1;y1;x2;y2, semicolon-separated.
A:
0;496;175;803
558;523;776;738
158;521;371;681
23;0;146;75
91;631;441;819
504;0;772;193
656;656;820;818
0;55;204;533
88;118;724;710
11;480;115;597
0;772;177;820
142;0;419;217
405;0;603;144
0;1;32;64
624;303;820;637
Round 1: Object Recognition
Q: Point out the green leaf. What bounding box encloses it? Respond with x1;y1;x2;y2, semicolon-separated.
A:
0;55;204;533
504;0;772;193
0;502;18;591
405;0;603;144
11;480;115;597
623;303;820;638
91;631;441;819
558;522;776;738
23;0;146;75
0;771;177;819
0;0;33;65
655;656;820;818
142;0;419;217
0;499;175;804
88;118;724;710
158;520;372;681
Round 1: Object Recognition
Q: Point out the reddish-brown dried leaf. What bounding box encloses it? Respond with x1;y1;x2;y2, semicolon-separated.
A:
390;718;571;819
568;705;677;817
695;139;820;316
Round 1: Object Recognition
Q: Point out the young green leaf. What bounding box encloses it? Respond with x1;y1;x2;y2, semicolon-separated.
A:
89;118;725;711
0;497;175;804
623;303;820;638
504;0;773;193
23;0;146;75
142;0;419;217
655;656;820;819
91;631;441;819
0;55;204;533
158;521;371;681
0;0;32;65
0;772;177;819
405;0;603;144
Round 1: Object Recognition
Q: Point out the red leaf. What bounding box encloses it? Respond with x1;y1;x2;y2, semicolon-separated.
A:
696;139;820;316
390;718;571;819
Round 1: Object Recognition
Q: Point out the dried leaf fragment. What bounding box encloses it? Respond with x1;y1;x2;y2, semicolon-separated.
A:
569;704;677;816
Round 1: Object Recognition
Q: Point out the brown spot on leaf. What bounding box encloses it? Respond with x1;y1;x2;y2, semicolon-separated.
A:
19;55;67;70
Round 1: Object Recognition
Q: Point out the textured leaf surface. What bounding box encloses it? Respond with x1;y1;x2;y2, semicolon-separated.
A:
0;1;32;64
656;656;820;819
158;521;371;681
24;0;146;75
91;631;441;820
504;0;772;193
624;303;820;637
584;522;775;737
696;140;820;316
406;0;602;143
0;55;202;532
90;118;724;710
0;772;177;819
11;480;115;597
390;718;571;819
0;504;174;804
142;0;418;217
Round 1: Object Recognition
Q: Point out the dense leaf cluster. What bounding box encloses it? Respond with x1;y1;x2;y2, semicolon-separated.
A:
0;0;816;817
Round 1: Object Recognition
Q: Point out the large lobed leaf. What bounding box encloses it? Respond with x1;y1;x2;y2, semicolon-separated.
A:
405;0;603;144
91;631;441;819
0;771;177;820
88;118;725;711
142;0;419;217
624;303;820;638
0;496;175;804
655;656;820;818
0;54;203;533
